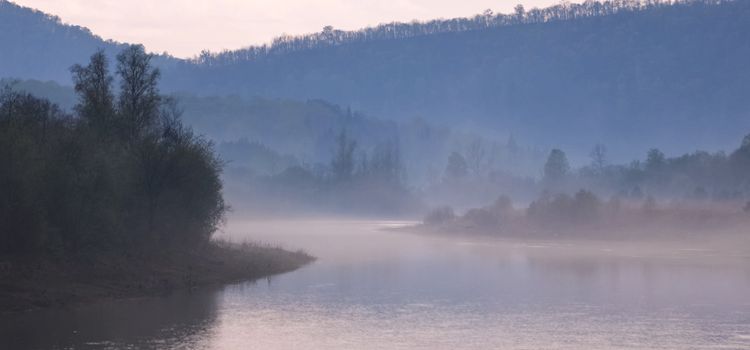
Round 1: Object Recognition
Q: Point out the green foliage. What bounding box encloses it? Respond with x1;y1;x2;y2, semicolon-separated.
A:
0;46;225;256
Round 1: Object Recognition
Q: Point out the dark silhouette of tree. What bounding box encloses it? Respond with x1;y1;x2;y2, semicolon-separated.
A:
191;0;721;66
445;152;468;180
730;134;750;189
590;144;607;174
116;44;161;139
423;206;456;225
0;47;225;255
527;189;602;226
645;148;666;173
71;49;114;132
4;0;748;163
543;149;570;184
465;138;486;176
331;129;357;182
366;140;404;187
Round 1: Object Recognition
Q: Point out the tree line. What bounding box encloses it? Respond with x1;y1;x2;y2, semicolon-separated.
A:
190;0;728;67
538;135;750;200
423;133;750;211
0;46;225;256
226;129;418;215
424;136;750;235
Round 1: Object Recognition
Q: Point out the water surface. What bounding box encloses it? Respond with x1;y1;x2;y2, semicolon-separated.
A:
3;219;750;349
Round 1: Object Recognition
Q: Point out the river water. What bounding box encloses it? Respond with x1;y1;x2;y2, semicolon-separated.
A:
3;219;750;349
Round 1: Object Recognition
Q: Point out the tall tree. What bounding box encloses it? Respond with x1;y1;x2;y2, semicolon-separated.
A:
543;149;570;184
368;140;404;186
465;138;486;176
70;49;114;131
730;134;750;188
445;152;468;180
590;144;607;174
331;129;356;182
116;44;161;139
645;148;666;173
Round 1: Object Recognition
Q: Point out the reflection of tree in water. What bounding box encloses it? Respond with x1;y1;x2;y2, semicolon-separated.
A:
0;288;222;349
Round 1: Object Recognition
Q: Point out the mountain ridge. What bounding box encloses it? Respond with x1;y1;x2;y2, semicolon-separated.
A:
1;0;748;161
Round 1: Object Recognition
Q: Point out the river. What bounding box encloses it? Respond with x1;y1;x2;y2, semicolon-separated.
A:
3;219;750;349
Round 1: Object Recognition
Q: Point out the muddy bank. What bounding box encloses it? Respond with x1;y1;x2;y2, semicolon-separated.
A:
0;242;314;313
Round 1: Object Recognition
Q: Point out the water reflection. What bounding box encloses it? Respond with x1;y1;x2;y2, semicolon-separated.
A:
2;219;750;349
0;287;221;349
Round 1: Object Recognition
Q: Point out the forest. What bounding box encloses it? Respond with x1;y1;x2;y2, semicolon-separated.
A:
2;0;750;160
190;0;719;66
421;136;750;238
2;1;749;347
0;46;315;313
0;47;312;314
0;45;226;255
5;73;749;217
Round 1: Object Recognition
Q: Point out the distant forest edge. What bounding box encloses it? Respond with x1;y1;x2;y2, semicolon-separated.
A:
2;0;750;160
1;78;548;185
4;77;750;210
189;0;732;65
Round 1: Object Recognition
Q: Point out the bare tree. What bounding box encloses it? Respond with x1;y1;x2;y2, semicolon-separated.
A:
465;137;486;176
331;129;357;182
590;144;607;174
71;49;115;132
116;44;161;139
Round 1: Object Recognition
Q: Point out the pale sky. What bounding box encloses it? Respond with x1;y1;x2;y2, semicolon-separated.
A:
13;0;573;58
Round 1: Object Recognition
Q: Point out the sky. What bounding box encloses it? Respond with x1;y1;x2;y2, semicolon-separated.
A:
13;0;574;58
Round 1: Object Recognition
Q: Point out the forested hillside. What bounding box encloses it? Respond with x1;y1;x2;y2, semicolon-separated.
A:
169;0;750;159
5;79;544;186
2;0;749;160
0;1;177;82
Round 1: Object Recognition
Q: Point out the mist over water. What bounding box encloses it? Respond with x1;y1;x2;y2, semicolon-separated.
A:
4;218;749;349
3;1;750;349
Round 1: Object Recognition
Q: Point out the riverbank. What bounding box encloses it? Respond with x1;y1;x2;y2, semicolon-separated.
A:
0;242;314;313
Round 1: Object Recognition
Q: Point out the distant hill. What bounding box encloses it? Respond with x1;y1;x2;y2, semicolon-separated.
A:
2;0;749;160
166;0;750;159
0;0;177;82
6;79;544;184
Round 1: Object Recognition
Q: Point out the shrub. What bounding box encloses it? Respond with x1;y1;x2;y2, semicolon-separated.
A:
527;190;602;225
424;206;456;225
462;208;499;228
490;195;513;217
